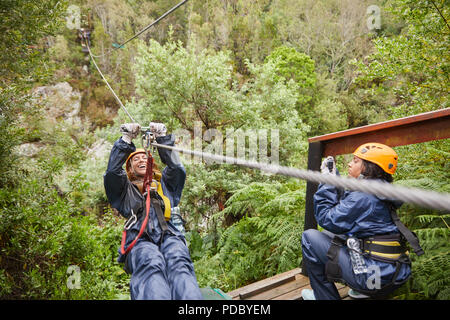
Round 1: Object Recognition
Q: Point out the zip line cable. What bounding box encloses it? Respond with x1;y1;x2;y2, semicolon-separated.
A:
84;37;136;123
151;142;450;213
82;4;450;213
83;0;189;119
90;0;189;58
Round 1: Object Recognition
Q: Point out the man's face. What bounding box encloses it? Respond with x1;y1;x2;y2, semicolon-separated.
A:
131;152;148;178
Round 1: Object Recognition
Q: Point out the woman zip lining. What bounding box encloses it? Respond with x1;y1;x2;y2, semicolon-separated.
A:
104;122;203;300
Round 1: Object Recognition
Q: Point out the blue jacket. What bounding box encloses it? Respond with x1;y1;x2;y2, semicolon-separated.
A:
314;180;411;284
314;182;400;239
104;135;186;262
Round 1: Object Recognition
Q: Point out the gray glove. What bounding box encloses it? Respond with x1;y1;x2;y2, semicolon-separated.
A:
320;156;336;175
149;122;167;138
120;123;141;144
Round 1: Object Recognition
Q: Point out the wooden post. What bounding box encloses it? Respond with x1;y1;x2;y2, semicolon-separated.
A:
301;141;323;275
304;141;323;231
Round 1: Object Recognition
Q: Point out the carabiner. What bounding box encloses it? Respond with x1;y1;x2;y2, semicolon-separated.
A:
150;179;158;192
141;129;155;155
124;209;137;230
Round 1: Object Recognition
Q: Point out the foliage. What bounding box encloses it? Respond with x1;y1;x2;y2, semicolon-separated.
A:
265;46;316;92
1;0;448;300
0;155;128;299
0;0;65;83
192;180;306;291
130;36;309;164
352;0;449;119
268;0;380;88
0;0;129;299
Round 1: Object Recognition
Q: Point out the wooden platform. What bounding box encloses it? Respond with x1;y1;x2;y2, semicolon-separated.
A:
227;268;350;300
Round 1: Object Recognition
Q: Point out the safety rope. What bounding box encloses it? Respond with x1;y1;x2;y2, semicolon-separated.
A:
89;0;189;58
84;39;137;123
150;142;450;213
82;1;450;213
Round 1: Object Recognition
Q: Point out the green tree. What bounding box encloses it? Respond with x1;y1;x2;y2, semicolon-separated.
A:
352;0;449;119
129;37;308;168
0;0;130;299
265;46;316;101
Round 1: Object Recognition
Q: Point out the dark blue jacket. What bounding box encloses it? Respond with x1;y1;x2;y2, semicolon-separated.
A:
314;181;411;284
104;135;186;262
314;182;400;239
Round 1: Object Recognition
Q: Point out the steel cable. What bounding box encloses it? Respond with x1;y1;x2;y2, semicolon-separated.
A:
89;0;189;58
84;36;137;123
151;142;450;212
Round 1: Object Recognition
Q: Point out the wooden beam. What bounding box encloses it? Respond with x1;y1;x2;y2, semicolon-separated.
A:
226;268;351;300
308;108;450;156
304;142;323;230
227;268;302;300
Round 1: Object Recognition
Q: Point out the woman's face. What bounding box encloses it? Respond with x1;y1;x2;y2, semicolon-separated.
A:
348;155;365;178
131;152;148;178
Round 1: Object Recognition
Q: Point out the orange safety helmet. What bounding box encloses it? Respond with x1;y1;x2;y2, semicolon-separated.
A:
353;142;398;175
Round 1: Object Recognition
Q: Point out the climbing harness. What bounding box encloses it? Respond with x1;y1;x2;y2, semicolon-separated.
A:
324;235;346;282
325;234;410;297
324;203;424;297
361;233;408;262
387;202;424;256
120;131;154;255
120;146;153;255
150;182;170;244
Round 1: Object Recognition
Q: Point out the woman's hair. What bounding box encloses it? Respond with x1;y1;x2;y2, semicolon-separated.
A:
361;159;393;183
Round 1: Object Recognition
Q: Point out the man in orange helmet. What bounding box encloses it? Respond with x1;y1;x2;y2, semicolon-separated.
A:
301;143;422;300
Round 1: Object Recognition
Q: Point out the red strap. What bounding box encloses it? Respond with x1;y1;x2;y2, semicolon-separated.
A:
120;153;153;255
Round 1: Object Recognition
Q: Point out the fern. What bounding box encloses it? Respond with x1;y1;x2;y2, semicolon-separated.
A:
412;251;450;299
414;228;449;244
195;179;306;290
417;214;450;227
257;216;303;274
